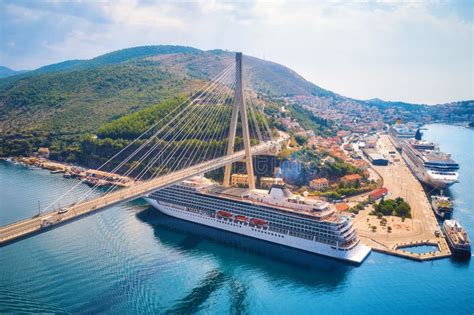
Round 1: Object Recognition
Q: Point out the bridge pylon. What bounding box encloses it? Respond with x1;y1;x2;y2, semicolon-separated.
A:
223;52;256;189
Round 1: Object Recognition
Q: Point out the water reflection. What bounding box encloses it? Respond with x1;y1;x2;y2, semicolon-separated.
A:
165;269;227;314
136;207;353;290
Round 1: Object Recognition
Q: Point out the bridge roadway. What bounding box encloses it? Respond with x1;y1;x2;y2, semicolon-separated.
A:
0;138;286;246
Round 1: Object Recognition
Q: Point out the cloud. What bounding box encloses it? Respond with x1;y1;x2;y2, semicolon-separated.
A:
0;0;472;104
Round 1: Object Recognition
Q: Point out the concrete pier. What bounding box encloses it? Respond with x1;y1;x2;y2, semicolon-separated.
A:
352;134;451;261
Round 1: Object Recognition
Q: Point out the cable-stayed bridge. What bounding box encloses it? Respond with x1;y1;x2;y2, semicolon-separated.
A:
0;53;288;245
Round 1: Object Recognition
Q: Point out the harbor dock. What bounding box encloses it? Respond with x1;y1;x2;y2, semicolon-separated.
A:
15;157;134;188
351;134;451;261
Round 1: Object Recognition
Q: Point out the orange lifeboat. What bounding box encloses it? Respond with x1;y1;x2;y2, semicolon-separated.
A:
217;210;233;218
250;218;268;227
235;215;248;223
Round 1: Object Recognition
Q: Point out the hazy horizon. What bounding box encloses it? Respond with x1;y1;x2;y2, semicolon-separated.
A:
1;0;472;105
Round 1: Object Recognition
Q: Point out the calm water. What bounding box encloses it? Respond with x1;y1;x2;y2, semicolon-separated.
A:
0;124;473;314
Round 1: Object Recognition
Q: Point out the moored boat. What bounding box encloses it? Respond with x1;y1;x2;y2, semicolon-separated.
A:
401;139;459;189
443;220;471;258
217;210;233;219
144;176;371;264
82;177;109;187
431;195;453;219
234;215;248;223
250;218;268;228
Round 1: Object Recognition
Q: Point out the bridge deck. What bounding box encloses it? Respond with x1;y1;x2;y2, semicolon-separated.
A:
0;140;284;246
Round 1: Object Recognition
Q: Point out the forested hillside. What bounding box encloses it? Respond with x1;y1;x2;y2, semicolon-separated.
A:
0;45;334;160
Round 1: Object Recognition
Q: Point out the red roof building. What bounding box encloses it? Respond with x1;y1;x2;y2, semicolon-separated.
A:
341;174;363;184
368;187;388;201
335;203;350;212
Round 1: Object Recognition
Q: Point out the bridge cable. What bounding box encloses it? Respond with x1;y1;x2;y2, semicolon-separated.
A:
44;63;234;211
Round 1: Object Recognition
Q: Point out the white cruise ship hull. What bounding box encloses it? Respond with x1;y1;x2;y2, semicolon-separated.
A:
144;198;371;264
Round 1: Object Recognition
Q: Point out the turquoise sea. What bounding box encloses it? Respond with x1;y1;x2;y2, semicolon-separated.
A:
0;124;473;314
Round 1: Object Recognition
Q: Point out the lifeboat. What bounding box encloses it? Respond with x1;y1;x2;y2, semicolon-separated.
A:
217;210;233;219
235;215;248;223
250;218;268;227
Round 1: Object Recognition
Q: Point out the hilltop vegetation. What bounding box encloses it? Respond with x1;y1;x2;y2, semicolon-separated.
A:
0;66;29;79
0;46;329;131
0;45;335;162
76;95;268;178
286;104;334;137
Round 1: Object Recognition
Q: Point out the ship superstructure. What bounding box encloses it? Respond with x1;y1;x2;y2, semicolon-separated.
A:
401;139;459;189
389;124;417;150
144;177;371;264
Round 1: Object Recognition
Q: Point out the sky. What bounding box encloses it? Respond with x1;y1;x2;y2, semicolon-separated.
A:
0;0;472;104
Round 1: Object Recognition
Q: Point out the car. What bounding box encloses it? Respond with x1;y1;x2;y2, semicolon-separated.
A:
58;207;69;214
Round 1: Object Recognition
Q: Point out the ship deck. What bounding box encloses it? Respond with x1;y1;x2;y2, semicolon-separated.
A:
202;186;341;223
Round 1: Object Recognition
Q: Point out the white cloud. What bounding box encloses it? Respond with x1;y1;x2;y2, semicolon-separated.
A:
1;0;472;104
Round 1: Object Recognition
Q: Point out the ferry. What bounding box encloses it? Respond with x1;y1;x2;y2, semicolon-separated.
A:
401;139;459;189
144;177;371;264
443;220;471;257
431;195;453;219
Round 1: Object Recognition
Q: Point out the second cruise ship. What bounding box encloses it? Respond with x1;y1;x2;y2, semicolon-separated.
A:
401;139;459;189
144;177;371;264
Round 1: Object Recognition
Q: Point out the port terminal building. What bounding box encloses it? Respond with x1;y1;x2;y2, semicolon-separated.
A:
363;149;389;166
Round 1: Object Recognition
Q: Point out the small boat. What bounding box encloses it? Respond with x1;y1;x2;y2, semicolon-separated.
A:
431;195;453;219
443;220;471;258
234;215;248;223
50;169;65;174
82;177;109;187
250;218;268;228
217;210;233;219
63;172;73;179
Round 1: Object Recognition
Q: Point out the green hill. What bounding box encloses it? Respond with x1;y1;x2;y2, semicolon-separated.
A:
0;45;338;164
0;45;333;137
0;66;29;79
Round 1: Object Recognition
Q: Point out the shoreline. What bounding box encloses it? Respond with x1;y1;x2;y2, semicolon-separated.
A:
4;156;135;188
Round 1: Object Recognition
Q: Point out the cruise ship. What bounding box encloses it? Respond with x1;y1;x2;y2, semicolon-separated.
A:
144;177;371;264
388;124;418;150
401;139;459;189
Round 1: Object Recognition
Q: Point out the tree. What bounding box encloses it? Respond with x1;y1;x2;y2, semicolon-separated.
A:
354;179;361;188
294;135;307;146
395;203;411;218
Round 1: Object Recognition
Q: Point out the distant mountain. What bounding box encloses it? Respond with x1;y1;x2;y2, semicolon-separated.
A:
0;45;334;135
0;66;29;79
